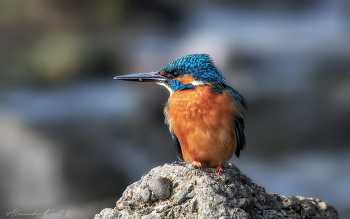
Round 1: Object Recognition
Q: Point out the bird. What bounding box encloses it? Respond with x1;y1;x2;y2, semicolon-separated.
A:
114;54;246;174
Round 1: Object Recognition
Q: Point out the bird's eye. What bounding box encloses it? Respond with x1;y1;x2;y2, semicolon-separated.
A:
160;70;179;79
172;71;179;77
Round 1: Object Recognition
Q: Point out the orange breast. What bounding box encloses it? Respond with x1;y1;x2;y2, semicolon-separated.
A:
164;85;239;167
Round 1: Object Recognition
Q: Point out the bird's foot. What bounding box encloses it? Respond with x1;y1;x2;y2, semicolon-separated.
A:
192;160;202;169
216;166;224;174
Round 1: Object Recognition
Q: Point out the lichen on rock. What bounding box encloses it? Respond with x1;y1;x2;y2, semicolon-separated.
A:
95;162;338;219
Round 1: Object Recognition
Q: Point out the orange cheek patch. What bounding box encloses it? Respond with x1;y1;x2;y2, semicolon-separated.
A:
160;71;167;76
177;74;195;85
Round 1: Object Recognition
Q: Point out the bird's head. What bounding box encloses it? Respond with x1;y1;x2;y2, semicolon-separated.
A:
114;54;226;95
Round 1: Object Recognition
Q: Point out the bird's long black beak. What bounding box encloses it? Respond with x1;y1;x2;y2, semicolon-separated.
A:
113;71;167;82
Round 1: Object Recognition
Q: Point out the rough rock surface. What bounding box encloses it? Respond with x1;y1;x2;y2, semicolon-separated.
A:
94;162;338;219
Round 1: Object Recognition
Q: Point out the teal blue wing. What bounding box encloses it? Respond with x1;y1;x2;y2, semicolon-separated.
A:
233;114;245;157
225;86;247;158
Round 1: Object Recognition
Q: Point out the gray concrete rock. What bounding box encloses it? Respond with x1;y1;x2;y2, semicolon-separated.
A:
95;162;338;219
149;177;171;200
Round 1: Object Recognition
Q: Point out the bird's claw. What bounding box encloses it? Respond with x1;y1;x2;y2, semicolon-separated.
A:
216;166;223;174
192;160;202;169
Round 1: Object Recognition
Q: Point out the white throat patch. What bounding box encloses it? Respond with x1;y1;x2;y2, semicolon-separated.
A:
157;82;174;96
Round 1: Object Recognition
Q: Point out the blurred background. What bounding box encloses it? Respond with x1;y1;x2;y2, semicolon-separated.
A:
0;0;349;218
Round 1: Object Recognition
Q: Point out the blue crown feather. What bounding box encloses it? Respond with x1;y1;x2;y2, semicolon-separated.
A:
161;54;226;85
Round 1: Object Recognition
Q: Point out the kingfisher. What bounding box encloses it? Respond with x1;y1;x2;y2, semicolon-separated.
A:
114;54;246;174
